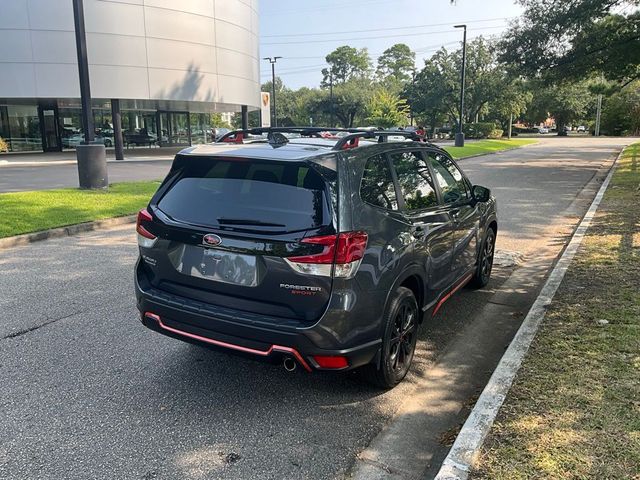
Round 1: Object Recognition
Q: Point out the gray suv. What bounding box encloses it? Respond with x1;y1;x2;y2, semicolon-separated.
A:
135;127;497;388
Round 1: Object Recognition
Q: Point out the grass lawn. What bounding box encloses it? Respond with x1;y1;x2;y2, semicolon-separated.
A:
444;139;537;159
0;181;160;238
472;142;640;479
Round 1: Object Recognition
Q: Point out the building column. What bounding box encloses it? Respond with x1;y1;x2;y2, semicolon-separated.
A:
111;99;124;160
241;105;249;130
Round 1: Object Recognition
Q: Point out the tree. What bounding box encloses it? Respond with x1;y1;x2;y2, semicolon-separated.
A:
499;1;640;84
488;80;533;132
313;78;372;127
366;90;410;128
600;81;640;135
406;38;507;132
321;46;371;86
376;44;415;82
525;81;592;131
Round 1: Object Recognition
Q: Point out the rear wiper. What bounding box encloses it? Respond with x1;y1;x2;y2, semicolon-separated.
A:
217;217;286;227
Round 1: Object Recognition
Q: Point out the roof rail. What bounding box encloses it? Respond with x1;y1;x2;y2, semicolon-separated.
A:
217;126;371;143
216;126;429;150
332;130;426;150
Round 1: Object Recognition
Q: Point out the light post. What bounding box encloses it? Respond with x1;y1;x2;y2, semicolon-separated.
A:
454;24;467;147
72;0;108;188
263;57;282;127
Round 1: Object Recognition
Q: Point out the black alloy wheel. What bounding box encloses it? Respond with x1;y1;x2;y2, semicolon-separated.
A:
470;228;495;288
364;286;419;388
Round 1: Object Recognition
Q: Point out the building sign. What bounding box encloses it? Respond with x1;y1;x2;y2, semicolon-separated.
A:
261;92;271;127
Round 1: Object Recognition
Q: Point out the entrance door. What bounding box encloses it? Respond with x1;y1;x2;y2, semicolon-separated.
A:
38;105;61;152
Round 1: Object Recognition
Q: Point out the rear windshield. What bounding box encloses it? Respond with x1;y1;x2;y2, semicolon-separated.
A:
157;157;331;232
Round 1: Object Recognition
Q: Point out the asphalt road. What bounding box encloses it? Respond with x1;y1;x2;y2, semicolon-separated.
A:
0;137;634;479
0;159;173;193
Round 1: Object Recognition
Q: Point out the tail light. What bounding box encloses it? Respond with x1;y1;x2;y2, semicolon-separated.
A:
136;208;157;248
285;231;368;278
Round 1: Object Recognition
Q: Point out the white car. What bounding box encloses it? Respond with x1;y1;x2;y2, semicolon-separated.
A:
577;125;586;132
537;127;549;134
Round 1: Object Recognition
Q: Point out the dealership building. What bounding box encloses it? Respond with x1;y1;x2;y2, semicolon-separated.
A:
0;0;260;152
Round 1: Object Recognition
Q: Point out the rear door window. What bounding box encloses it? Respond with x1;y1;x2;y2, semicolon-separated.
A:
360;154;399;210
390;150;439;211
157;158;331;232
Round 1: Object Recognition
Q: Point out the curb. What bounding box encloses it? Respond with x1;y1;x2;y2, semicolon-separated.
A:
0;215;137;250
433;146;624;480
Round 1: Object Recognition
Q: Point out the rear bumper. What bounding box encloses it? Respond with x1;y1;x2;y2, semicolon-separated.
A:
135;271;380;372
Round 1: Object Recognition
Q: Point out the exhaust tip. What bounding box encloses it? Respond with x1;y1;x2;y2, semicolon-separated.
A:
283;356;297;372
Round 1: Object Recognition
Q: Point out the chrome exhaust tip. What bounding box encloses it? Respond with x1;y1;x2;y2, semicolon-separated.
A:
283;356;297;372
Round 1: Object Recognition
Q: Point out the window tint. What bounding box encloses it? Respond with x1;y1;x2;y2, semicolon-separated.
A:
158;158;329;231
360;154;398;210
429;153;468;204
391;150;438;211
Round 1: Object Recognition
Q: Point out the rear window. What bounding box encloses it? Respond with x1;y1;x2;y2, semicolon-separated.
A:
157;158;331;232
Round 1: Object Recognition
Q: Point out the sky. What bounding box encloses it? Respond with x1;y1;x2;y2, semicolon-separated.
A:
258;0;524;89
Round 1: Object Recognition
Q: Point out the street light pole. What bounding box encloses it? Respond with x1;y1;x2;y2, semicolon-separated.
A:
454;24;467;147
263;57;282;127
329;69;335;127
72;0;107;188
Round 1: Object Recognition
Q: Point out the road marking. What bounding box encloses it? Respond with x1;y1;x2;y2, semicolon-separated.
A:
434;147;624;480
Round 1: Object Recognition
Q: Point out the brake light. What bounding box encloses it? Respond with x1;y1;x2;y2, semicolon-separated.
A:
285;231;368;278
136;208;157;248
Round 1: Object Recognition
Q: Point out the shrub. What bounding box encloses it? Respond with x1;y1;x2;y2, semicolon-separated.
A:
488;128;504;139
0;137;8;153
465;122;497;139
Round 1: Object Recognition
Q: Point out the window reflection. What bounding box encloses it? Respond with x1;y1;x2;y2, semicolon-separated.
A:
360;154;398;210
429;154;468;204
391;151;438;211
1;105;42;152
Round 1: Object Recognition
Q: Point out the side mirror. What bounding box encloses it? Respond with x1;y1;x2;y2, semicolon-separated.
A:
472;185;491;203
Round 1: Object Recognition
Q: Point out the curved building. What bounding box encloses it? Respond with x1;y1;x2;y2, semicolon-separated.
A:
0;0;260;152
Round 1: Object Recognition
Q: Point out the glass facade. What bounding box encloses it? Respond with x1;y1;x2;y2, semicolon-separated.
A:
0;105;42;152
0;101;225;153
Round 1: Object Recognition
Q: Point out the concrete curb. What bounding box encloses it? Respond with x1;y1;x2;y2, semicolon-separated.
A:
0;215;136;250
433;146;624;480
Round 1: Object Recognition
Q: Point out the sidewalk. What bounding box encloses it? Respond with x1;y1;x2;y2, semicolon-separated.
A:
0;146;181;166
470;143;640;479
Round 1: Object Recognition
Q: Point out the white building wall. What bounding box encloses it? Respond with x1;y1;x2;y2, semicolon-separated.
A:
0;0;260;109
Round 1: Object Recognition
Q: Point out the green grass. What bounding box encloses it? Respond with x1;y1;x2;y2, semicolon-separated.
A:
472;142;640;480
443;139;537;159
0;181;161;238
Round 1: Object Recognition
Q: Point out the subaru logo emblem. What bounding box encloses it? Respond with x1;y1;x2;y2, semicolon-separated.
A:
202;234;222;246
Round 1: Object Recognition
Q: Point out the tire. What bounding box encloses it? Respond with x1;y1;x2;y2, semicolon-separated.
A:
363;287;419;389
469;228;495;289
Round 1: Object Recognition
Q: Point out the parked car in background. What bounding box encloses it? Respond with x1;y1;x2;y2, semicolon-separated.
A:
537;127;549;134
135;127;498;388
62;134;113;148
577;125;586;132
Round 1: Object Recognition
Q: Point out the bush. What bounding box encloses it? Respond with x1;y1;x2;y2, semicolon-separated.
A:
0;137;8;153
488;128;504;139
465;122;497;139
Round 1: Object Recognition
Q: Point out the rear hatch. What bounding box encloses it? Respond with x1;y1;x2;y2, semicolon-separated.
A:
139;154;338;324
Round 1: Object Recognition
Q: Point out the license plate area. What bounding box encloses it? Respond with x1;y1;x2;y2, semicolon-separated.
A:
172;244;258;287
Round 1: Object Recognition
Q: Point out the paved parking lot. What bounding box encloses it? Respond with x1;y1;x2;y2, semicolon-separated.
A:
0;137;634;479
